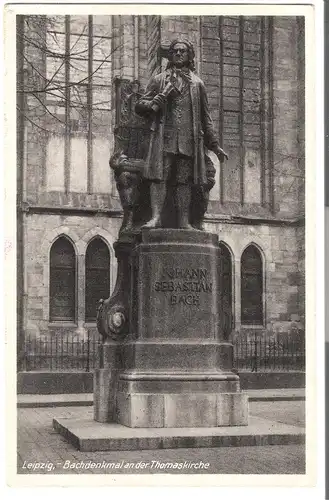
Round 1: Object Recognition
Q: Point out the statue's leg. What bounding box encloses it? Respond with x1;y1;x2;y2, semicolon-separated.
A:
142;155;171;228
142;182;166;228
191;187;208;231
175;156;194;230
175;185;194;229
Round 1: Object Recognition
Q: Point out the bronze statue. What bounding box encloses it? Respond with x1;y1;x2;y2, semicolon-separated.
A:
135;39;228;229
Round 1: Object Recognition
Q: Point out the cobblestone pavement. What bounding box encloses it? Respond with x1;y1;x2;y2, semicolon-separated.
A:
17;402;305;475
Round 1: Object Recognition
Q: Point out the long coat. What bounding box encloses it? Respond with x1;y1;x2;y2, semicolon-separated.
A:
135;69;220;185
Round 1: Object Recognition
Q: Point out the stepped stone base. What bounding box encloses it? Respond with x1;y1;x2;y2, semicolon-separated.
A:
94;365;248;428
53;416;305;452
116;391;248;428
93;229;249;429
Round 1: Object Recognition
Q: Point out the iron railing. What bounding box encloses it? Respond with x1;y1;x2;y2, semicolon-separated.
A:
233;339;305;372
21;332;101;372
20;335;305;372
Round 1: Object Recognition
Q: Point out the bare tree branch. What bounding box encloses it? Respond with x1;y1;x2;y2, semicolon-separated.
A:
18;29;111;59
22;54;48;86
30;92;66;124
43;25;88;90
17;105;56;134
18;42;121;95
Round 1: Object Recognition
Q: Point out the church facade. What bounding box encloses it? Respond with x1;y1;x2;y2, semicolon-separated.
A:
16;15;305;365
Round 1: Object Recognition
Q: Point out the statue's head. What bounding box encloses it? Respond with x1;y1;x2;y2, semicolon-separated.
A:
166;39;195;71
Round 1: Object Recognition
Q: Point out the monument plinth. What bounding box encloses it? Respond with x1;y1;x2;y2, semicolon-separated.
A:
95;229;248;428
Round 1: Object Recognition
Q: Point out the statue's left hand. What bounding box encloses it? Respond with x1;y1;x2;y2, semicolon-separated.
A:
214;147;229;163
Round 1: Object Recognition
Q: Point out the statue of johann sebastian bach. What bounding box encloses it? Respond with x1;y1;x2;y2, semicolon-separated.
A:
135;39;228;229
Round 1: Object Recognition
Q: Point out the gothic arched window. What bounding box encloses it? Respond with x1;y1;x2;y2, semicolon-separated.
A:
241;245;263;325
49;237;76;321
85;238;110;322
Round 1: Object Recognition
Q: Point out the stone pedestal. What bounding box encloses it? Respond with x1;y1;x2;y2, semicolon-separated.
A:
112;229;248;428
94;342;121;423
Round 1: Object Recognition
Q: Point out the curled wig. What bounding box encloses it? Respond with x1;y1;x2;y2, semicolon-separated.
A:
166;39;196;72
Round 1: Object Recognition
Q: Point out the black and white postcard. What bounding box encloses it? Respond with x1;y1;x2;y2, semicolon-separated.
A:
4;1;324;494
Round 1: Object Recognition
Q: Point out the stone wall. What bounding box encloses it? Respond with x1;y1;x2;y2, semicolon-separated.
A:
272;16;303;218
204;220;304;340
22;213;121;338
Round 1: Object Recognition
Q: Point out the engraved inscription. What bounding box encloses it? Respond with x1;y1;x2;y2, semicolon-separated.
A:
154;267;212;306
